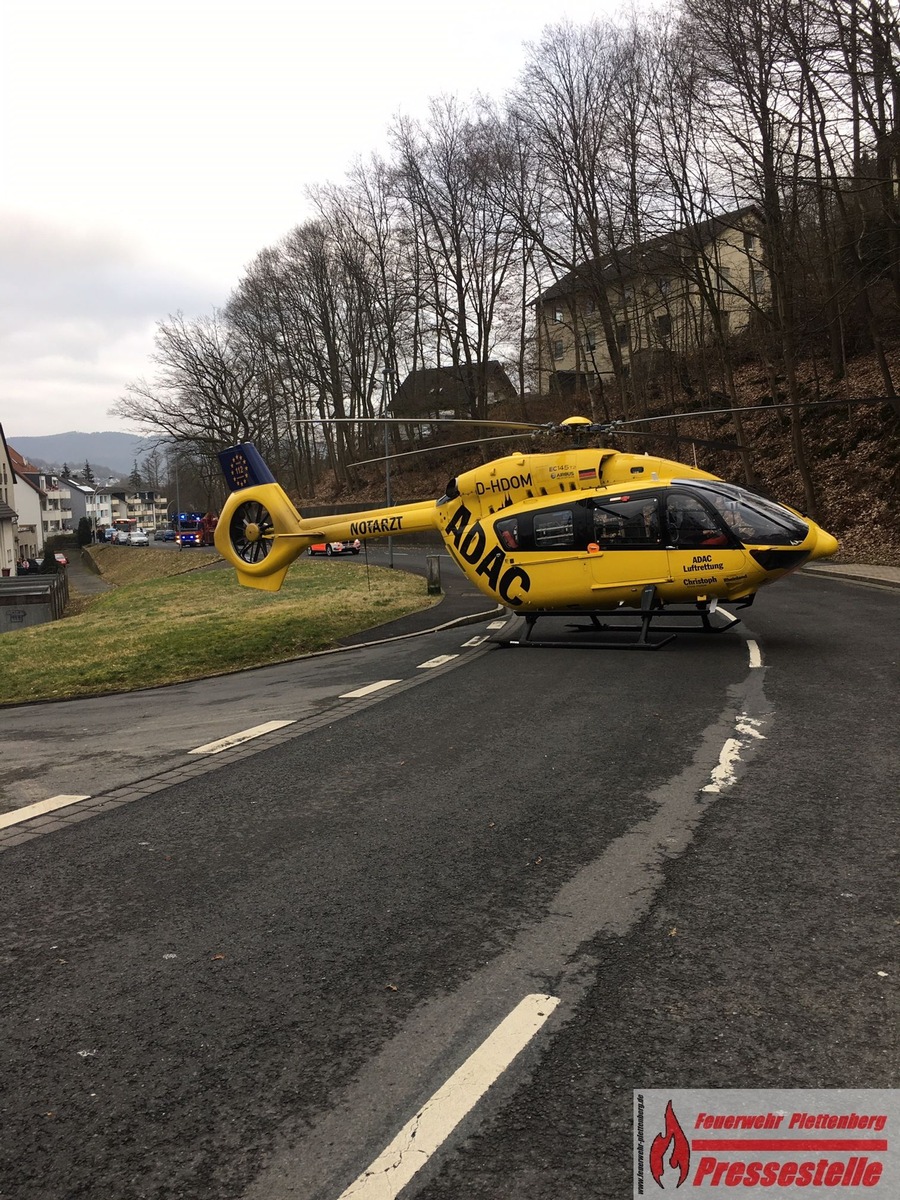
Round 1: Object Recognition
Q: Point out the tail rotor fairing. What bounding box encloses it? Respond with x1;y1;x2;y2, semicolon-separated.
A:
230;500;275;563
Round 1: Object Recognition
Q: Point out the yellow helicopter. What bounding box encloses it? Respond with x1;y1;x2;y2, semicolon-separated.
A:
212;411;840;648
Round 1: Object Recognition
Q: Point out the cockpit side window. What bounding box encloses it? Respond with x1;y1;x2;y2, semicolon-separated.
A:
665;492;733;548
673;480;809;545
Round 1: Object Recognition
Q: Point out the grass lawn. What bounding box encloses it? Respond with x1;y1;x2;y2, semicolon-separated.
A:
0;549;438;706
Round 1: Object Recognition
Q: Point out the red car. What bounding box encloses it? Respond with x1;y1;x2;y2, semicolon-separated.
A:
307;540;361;556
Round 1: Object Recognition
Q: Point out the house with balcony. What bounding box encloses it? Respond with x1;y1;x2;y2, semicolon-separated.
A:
536;206;768;399
6;444;46;560
91;487;168;534
8;454;74;542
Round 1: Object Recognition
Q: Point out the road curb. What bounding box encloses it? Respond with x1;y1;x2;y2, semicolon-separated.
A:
801;565;900;590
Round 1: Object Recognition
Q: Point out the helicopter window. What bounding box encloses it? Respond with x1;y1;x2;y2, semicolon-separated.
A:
589;496;662;548
675;481;808;545
665;492;732;548
495;517;519;550
533;509;576;549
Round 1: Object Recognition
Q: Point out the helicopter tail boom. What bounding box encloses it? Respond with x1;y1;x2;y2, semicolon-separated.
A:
214;443;440;591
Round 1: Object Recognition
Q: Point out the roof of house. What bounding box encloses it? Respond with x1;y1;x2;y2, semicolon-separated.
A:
6;444;43;475
0;499;17;521
538;205;761;303
393;362;517;416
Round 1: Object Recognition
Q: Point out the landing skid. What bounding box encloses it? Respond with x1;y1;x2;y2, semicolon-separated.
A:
503;587;742;650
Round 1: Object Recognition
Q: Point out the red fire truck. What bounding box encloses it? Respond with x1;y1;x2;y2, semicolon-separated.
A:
173;512;218;547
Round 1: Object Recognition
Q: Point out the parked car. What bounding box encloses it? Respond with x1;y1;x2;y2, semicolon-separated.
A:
54;552;68;566
115;530;131;544
307;539;362;556
128;529;150;547
153;528;169;541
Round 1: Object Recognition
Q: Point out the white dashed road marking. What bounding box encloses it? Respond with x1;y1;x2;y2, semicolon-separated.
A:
339;680;402;699
487;620;506;629
188;720;296;756
461;636;487;647
747;639;762;668
336;993;560;1199
417;655;459;669
0;794;91;831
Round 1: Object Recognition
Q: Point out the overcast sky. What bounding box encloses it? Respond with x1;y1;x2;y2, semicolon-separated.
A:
1;0;622;439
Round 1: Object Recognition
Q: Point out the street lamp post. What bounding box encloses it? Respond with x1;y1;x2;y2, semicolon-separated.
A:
382;367;394;569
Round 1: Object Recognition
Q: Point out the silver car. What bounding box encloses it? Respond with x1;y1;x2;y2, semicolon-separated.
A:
127;529;150;547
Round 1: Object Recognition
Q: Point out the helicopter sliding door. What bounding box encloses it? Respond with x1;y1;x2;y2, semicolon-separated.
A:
583;493;670;598
493;495;669;608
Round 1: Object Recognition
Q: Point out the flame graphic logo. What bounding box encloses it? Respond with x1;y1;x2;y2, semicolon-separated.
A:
649;1101;690;1189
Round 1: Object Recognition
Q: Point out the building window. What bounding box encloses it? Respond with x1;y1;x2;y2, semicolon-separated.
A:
658;278;670;295
743;231;756;251
752;269;766;295
656;314;672;339
623;286;634;305
582;333;597;353
617;322;630;346
553;340;565;360
553;307;564;323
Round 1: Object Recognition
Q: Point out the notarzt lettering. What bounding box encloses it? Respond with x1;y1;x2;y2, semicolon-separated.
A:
348;516;404;536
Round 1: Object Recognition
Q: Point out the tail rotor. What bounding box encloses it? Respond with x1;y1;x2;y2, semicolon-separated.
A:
229;499;276;564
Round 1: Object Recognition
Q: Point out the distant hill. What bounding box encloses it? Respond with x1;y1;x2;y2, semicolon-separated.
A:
7;431;162;478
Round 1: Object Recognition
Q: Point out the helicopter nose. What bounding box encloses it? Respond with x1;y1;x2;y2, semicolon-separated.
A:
810;526;839;561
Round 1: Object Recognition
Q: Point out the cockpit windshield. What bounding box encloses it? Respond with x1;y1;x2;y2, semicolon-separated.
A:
676;480;809;545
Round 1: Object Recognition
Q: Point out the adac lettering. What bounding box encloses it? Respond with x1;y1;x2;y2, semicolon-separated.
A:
349;515;404;536
475;472;532;496
683;554;724;574
444;503;531;606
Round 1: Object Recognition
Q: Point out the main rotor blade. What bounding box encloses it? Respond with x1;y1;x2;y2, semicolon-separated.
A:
298;416;544;431
615;395;888;429
611;429;742;453
348;432;538;467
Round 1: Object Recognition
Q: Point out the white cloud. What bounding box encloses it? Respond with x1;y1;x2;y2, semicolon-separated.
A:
0;0;623;435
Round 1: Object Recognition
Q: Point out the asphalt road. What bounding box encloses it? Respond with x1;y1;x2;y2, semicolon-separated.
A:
0;571;896;1199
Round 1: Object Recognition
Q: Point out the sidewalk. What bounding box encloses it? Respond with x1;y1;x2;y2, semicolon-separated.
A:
65;547;113;595
801;562;900;589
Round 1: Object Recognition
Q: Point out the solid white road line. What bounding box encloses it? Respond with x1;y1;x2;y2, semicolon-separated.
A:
747;639;762;668
417;655;459;669
0;794;91;831
339;680;402;699
188;720;296;756
336;993;560;1199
